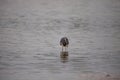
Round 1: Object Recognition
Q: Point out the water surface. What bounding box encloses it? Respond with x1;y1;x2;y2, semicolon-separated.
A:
0;0;120;80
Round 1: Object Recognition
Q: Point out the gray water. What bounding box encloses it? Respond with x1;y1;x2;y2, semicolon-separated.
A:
0;0;120;80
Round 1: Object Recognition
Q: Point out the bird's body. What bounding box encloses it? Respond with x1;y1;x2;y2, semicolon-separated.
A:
60;37;69;52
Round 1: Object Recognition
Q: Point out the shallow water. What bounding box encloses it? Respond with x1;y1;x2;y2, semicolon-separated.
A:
0;0;120;80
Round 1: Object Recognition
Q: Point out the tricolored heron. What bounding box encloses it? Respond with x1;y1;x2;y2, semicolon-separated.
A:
60;37;69;52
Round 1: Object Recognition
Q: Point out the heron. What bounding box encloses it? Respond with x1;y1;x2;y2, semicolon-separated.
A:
60;37;69;52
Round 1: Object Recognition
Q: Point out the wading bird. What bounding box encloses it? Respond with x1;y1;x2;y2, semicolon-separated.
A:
60;37;69;52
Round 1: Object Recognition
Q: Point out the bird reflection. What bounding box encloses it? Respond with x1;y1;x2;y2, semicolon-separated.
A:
60;51;68;63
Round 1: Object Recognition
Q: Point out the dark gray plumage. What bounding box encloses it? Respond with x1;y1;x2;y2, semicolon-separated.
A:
60;37;69;51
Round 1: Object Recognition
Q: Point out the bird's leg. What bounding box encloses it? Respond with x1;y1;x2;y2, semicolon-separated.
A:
65;45;68;52
65;47;66;51
66;46;68;52
65;47;66;52
62;46;63;52
63;46;65;52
